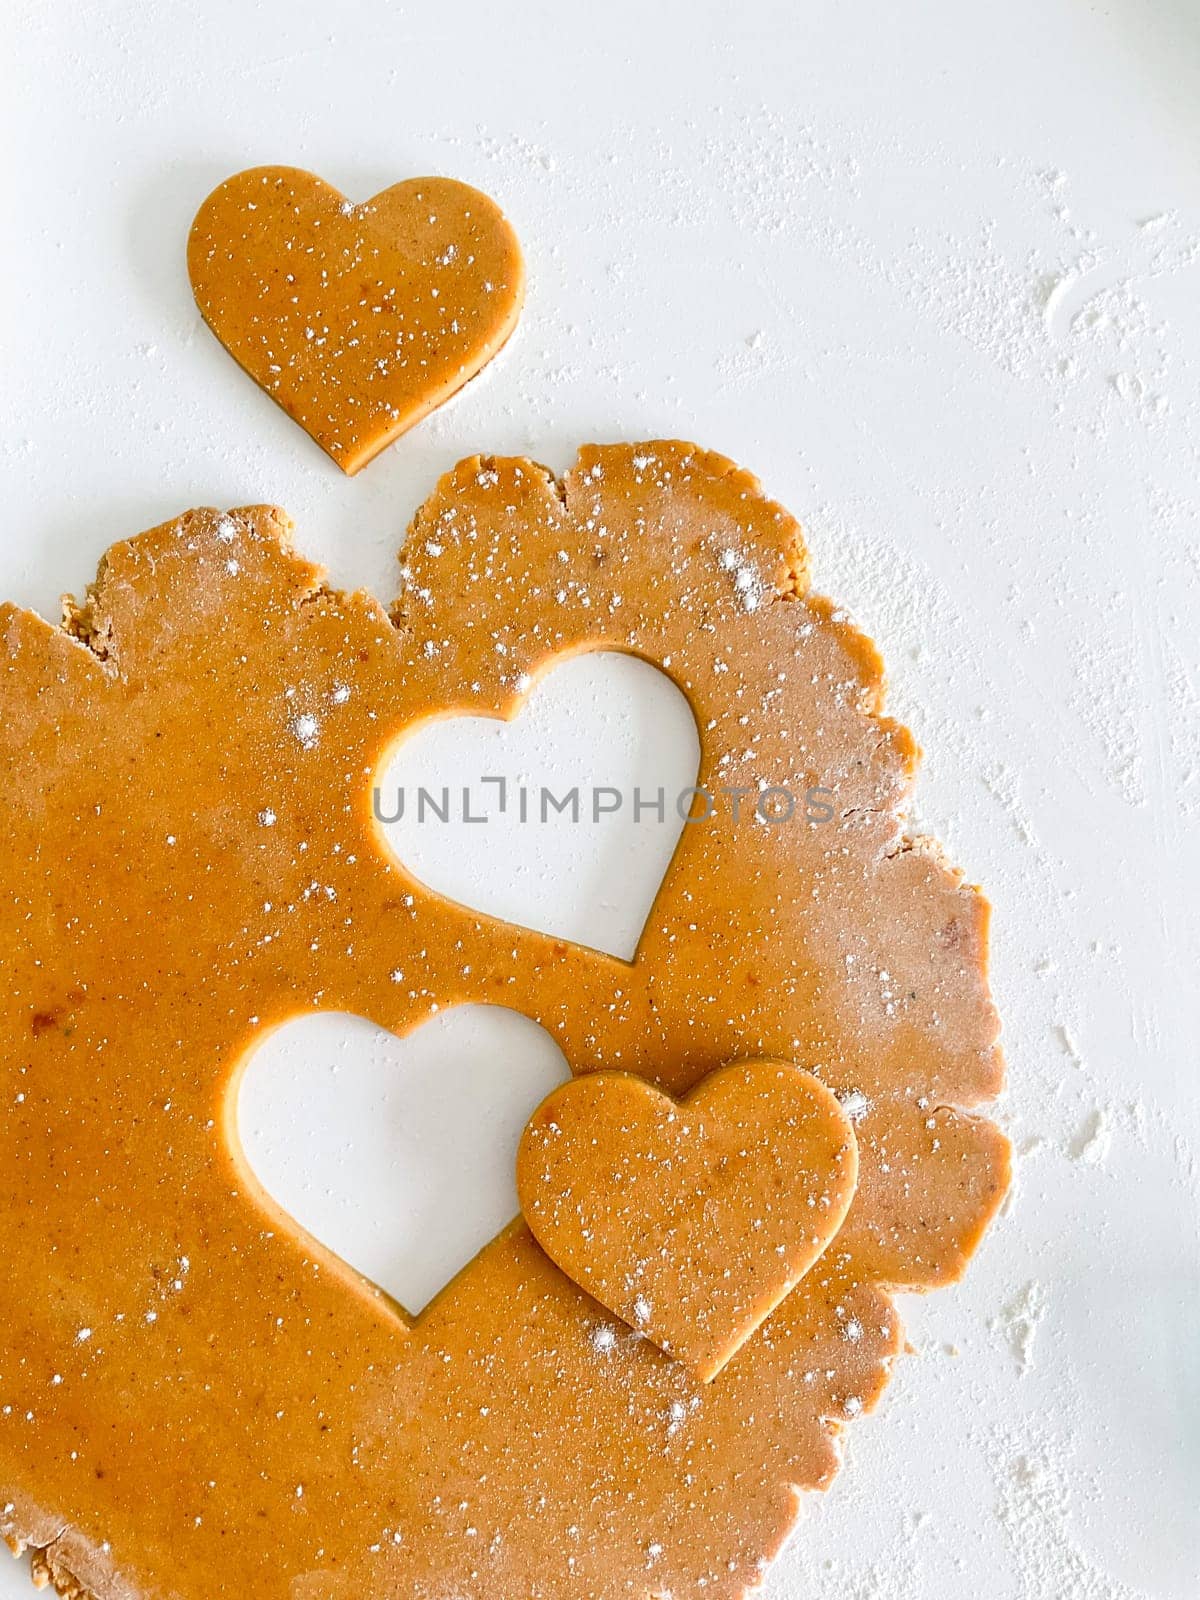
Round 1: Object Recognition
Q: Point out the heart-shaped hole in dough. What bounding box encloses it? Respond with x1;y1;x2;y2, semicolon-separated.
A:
233;1004;569;1315
375;651;701;961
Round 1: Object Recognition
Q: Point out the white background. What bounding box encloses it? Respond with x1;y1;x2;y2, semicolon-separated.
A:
5;2;1200;1596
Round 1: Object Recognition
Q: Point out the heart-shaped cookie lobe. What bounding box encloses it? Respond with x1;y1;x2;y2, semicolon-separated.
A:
517;1060;859;1382
188;167;524;473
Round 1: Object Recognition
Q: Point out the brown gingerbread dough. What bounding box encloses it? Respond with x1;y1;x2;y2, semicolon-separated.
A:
0;443;1008;1600
518;1061;860;1382
188;168;524;473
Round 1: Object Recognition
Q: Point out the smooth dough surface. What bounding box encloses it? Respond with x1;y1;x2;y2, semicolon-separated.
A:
0;443;1009;1600
188;167;524;473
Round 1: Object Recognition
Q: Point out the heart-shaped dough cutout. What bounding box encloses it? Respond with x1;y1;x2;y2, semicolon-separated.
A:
188;166;523;473
376;650;701;960
518;1059;859;1381
235;1005;568;1314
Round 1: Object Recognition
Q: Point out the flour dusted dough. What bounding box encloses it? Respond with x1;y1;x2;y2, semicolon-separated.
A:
518;1061;860;1382
188;167;524;473
0;443;1008;1599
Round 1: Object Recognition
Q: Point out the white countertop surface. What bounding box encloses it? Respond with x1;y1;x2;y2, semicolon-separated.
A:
4;2;1199;1595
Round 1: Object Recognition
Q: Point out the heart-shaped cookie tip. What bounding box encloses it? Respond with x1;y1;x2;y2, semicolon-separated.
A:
188;166;524;473
517;1060;859;1382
